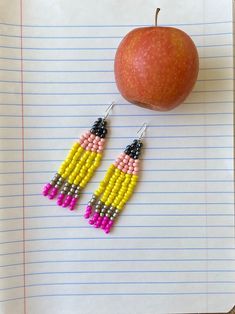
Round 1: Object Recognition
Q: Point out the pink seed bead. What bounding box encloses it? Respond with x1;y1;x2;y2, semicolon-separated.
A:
85;132;90;138
133;171;138;175
134;167;139;172
124;154;130;160
95;216;103;228
114;162;118;167
69;198;78;211
95;136;100;141
123;159;128;164
90;134;95;139
101;217;109;229
62;195;72;207
88;137;93;143
88;143;93;148
42;183;52;196
48;187;58;199
127;170;132;174
97;149;101;153
122;168;127;173
124;165;129;169
57;193;65;206
100;138;105;143
91;148;96;152
118;165;123;170
84;139;88;145
129;166;134;171
119;162;124;167
93;144;98;149
81;143;86;148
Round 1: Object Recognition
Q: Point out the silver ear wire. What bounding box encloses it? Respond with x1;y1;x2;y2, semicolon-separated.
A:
137;122;148;140
103;102;115;120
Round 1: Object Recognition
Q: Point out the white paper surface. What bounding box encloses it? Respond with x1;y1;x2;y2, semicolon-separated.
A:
0;0;234;313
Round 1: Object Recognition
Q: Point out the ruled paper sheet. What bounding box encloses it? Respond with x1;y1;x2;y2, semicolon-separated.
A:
0;0;234;313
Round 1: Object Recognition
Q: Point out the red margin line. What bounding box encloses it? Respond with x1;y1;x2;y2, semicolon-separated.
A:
20;0;26;313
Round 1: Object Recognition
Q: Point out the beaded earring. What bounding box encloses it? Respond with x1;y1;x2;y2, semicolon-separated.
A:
84;123;147;233
42;102;114;210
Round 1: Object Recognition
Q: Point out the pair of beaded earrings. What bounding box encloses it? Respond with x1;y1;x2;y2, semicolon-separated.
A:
42;103;146;233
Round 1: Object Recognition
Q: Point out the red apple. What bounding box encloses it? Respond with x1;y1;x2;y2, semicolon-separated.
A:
114;9;199;111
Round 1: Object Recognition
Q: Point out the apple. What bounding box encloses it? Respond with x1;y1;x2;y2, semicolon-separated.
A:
114;9;199;111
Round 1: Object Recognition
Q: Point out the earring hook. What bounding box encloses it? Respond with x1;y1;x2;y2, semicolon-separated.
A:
103;101;115;120
137;122;148;140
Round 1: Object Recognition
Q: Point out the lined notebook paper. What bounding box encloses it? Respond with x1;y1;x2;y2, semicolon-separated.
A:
0;0;234;313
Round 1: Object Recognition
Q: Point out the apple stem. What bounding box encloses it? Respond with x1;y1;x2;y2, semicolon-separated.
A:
155;8;161;26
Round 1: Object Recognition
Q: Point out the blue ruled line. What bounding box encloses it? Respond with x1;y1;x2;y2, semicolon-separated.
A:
1;291;235;303
1;280;235;292
0;20;232;27
0;32;232;38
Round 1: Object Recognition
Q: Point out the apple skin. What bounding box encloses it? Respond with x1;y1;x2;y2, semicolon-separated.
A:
114;27;199;111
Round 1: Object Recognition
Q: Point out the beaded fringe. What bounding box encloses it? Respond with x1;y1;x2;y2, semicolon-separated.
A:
84;139;142;233
42;118;107;210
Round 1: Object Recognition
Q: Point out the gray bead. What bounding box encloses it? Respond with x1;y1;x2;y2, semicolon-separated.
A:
110;216;115;221
68;191;73;196
101;207;106;213
95;208;101;213
107;209;112;215
112;212;118;218
105;213;111;218
115;209;120;214
74;194;79;199
100;213;104;217
72;184;77;188
58;177;64;182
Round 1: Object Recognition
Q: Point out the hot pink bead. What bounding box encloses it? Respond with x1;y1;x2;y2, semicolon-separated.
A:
101;216;109;229
57;193;65;206
104;220;114;234
69;197;78;211
89;212;99;225
42;183;52;196
95;216;103;228
48;187;58;199
84;205;92;219
62;195;72;207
